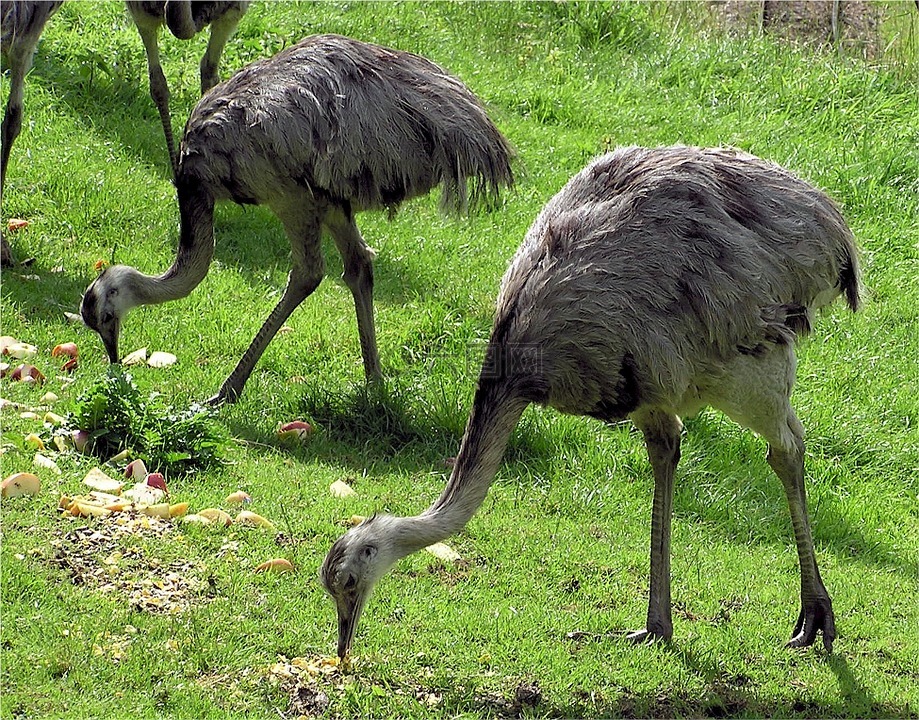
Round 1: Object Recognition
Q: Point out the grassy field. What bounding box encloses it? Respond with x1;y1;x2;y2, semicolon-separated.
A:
2;2;917;718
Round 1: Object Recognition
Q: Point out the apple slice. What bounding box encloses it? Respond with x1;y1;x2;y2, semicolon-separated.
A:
2;472;41;497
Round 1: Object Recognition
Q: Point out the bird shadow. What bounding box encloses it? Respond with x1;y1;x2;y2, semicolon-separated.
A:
28;45;177;181
209;203;434;307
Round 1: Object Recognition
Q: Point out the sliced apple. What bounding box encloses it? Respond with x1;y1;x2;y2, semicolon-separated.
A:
83;468;123;494
198;508;233;526
254;558;294;573
224;490;251;504
2;472;41;497
329;480;356;498
235;510;277;531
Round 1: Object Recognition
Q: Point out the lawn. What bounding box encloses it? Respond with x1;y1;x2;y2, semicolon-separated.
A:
1;2;917;718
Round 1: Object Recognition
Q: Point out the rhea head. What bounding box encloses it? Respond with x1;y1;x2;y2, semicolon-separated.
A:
320;514;415;659
80;265;143;364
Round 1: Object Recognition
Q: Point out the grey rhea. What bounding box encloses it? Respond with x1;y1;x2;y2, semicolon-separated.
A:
80;34;514;405
126;0;249;175
321;145;860;659
1;0;63;267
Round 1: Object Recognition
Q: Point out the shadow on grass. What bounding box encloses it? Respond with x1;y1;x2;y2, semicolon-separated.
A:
221;376;560;481
0;259;88;323
326;641;908;719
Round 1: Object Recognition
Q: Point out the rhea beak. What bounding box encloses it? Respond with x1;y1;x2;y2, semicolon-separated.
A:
335;593;365;661
100;320;121;364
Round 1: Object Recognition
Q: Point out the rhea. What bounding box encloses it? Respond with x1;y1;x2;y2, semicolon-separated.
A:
126;0;249;175
80;34;514;405
322;145;859;659
1;0;63;267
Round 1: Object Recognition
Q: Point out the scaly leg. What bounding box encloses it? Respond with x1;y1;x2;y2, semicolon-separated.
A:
628;409;683;642
767;421;836;651
2;46;37;267
198;6;244;93
708;345;835;651
325;209;381;380
208;210;324;405
132;16;178;176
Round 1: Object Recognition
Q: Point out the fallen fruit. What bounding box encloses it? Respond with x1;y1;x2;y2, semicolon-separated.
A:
147;351;177;368
34;453;61;474
7;218;29;232
82;468;123;494
139;503;171;520
182;514;213;526
124;459;148;481
124;480;165;505
71;430;90;453
51;342;79;360
329;480;356;498
61;358;78;373
277;420;312;443
2;472;41;497
255;558;294;573
24;433;45;450
235;511;277;531
168;502;189;518
43;411;66;426
348;515;367;526
0;337;17;354
40;391;59;404
225;490;251;504
144;472;168;494
71;501;111;518
121;348;148;366
198;508;233;526
10;364;45;384
6;343;38;360
425;542;462;563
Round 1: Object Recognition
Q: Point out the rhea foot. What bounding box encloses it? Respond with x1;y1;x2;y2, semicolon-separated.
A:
787;597;836;651
626;626;671;644
207;382;241;407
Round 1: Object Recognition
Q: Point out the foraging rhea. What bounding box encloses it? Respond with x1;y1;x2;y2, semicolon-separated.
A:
1;0;63;266
80;34;514;405
126;0;249;174
322;145;859;659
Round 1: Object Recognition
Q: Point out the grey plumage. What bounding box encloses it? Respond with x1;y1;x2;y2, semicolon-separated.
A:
81;34;514;405
126;0;249;175
322;145;859;659
1;0;63;266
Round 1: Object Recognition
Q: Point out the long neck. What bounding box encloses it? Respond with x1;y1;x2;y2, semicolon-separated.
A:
402;379;529;548
133;184;216;305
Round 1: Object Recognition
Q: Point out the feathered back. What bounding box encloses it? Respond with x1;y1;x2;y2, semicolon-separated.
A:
493;146;860;415
1;0;63;57
179;34;514;214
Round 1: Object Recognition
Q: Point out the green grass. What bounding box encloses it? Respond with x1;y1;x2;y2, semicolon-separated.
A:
2;2;917;718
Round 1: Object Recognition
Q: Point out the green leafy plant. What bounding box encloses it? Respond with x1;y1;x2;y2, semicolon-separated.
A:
63;366;226;474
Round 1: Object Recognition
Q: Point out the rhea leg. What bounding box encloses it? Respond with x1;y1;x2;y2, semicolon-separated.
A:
325;209;381;380
209;212;324;405
131;12;178;175
2;37;42;267
710;346;835;650
628;409;683;642
767;419;835;650
198;7;244;93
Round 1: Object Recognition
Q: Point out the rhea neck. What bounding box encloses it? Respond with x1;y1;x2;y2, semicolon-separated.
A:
121;183;216;306
384;379;530;557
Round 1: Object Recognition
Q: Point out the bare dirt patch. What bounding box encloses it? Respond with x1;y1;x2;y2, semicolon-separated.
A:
49;514;208;614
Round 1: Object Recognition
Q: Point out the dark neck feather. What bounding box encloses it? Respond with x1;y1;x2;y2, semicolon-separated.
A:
140;182;216;304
